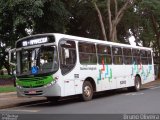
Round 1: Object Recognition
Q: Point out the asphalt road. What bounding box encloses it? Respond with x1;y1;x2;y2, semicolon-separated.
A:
0;86;160;120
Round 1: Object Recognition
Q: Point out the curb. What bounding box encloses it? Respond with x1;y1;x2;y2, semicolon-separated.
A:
0;92;16;96
142;79;160;88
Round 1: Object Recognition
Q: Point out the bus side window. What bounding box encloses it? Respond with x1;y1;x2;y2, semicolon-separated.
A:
97;44;112;64
112;46;123;64
132;49;140;64
123;48;132;65
78;42;97;64
147;51;152;64
140;50;148;65
59;40;76;75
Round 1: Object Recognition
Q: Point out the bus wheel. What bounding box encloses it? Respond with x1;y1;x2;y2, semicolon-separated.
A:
81;81;93;101
128;76;141;92
46;97;59;104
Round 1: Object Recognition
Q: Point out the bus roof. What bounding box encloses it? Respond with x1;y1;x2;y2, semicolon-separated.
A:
54;33;152;51
16;33;152;51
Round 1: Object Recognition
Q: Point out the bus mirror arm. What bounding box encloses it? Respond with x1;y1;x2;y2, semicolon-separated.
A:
9;48;16;66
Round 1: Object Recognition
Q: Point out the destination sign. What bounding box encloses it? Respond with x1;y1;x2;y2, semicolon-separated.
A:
22;37;48;47
16;35;55;48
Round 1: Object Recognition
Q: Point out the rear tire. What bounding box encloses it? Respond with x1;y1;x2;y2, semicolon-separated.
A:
128;76;141;92
81;81;93;101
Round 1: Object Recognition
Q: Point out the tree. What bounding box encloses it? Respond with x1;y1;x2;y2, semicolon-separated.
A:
0;0;74;74
92;0;107;40
0;0;44;74
34;0;70;34
107;0;135;42
91;0;136;42
1;0;160;75
66;0;103;39
138;0;160;66
0;46;10;74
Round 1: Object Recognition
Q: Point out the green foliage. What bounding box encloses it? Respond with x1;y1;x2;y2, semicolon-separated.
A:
0;0;45;73
135;0;160;49
34;0;70;33
0;0;72;73
0;0;160;72
67;1;100;38
0;0;160;45
0;0;44;47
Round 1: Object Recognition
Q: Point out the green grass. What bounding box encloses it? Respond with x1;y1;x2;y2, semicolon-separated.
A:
0;85;16;93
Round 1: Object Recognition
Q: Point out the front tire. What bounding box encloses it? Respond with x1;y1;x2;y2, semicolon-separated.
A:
81;81;93;101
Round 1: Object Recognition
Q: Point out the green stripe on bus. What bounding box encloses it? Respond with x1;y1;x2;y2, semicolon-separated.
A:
16;76;54;87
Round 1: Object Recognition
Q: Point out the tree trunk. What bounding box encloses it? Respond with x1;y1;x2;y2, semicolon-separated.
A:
94;2;107;41
108;0;135;42
110;25;118;42
107;0;112;41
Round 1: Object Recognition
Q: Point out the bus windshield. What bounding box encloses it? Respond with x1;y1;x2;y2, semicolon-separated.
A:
17;45;58;76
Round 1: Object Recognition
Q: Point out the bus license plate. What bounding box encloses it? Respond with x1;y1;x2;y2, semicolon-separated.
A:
28;90;36;94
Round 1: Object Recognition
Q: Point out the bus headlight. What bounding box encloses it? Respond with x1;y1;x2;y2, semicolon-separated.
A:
16;84;22;89
44;80;56;88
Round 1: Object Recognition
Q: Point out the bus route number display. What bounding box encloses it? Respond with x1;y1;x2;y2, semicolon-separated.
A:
22;37;48;47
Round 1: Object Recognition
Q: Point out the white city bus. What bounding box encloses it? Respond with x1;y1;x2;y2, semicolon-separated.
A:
9;33;155;101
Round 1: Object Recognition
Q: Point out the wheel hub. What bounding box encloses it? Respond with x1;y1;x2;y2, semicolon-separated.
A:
84;86;91;97
136;80;140;89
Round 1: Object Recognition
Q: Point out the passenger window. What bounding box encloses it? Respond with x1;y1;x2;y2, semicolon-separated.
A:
97;44;112;64
59;40;76;75
140;50;148;65
147;51;152;64
78;42;97;64
123;48;132;64
112;46;123;64
132;49;140;64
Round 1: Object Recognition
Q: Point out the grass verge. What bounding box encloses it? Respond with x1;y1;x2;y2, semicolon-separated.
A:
0;85;16;93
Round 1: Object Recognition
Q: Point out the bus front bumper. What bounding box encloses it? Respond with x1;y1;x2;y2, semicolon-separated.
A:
16;84;61;97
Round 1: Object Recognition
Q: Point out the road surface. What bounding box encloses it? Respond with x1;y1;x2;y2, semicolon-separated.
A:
1;85;160;120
